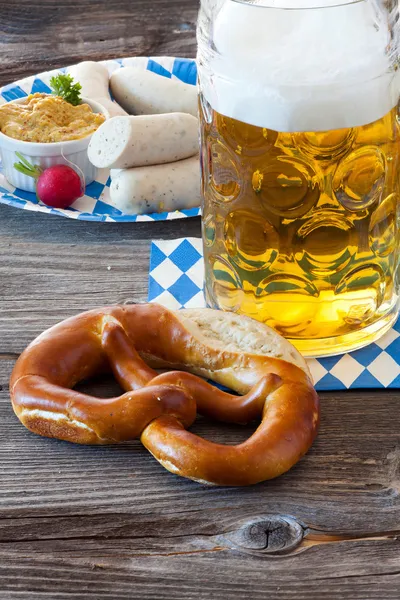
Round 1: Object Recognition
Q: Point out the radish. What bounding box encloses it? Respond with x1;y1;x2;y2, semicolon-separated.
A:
14;153;84;208
36;165;84;208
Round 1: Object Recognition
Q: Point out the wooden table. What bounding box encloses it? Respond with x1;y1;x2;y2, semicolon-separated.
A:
1;2;400;598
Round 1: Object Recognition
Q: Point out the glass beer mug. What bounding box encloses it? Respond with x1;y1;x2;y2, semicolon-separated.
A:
198;0;400;357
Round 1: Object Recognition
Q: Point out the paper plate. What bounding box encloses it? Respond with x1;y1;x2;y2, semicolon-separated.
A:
0;57;201;223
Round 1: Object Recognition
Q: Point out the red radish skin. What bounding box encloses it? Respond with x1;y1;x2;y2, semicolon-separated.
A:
36;165;84;209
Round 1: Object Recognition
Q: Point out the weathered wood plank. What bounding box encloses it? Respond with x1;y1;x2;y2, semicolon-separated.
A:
0;0;198;86
2;372;400;600
1;540;400;599
1;1;400;597
0;204;202;244
1;209;400;599
1;359;400;532
0;204;201;353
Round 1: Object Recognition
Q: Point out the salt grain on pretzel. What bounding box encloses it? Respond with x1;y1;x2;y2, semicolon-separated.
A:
10;304;320;486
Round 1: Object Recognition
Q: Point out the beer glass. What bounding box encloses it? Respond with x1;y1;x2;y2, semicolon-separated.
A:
198;0;400;357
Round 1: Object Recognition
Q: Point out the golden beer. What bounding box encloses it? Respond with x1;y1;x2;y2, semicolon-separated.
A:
198;0;400;356
200;101;400;356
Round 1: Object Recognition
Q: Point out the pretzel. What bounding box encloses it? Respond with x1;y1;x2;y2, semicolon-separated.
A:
10;304;320;486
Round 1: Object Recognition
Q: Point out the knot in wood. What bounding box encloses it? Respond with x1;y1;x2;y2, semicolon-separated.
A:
223;515;304;555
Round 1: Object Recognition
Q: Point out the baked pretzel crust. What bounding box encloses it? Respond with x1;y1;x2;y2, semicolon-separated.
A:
10;304;320;486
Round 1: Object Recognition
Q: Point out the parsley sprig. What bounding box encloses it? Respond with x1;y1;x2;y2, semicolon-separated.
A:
49;73;82;106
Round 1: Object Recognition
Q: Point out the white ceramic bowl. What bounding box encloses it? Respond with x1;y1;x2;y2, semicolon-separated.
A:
0;97;109;193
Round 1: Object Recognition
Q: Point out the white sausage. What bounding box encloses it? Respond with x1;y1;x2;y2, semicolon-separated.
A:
68;61;128;118
88;113;199;169
110;68;198;117
109;155;200;215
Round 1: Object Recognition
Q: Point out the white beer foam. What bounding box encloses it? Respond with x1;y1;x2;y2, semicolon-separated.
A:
199;0;399;132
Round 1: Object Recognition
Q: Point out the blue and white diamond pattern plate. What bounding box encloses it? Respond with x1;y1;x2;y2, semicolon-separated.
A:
148;238;400;392
0;56;201;223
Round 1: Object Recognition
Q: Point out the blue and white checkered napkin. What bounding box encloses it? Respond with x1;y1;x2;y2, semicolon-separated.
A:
148;238;400;392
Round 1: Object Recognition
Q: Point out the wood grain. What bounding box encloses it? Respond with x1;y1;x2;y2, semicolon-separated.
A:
0;0;198;86
0;204;201;353
2;360;400;527
1;2;400;598
1;203;400;600
2;353;400;598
